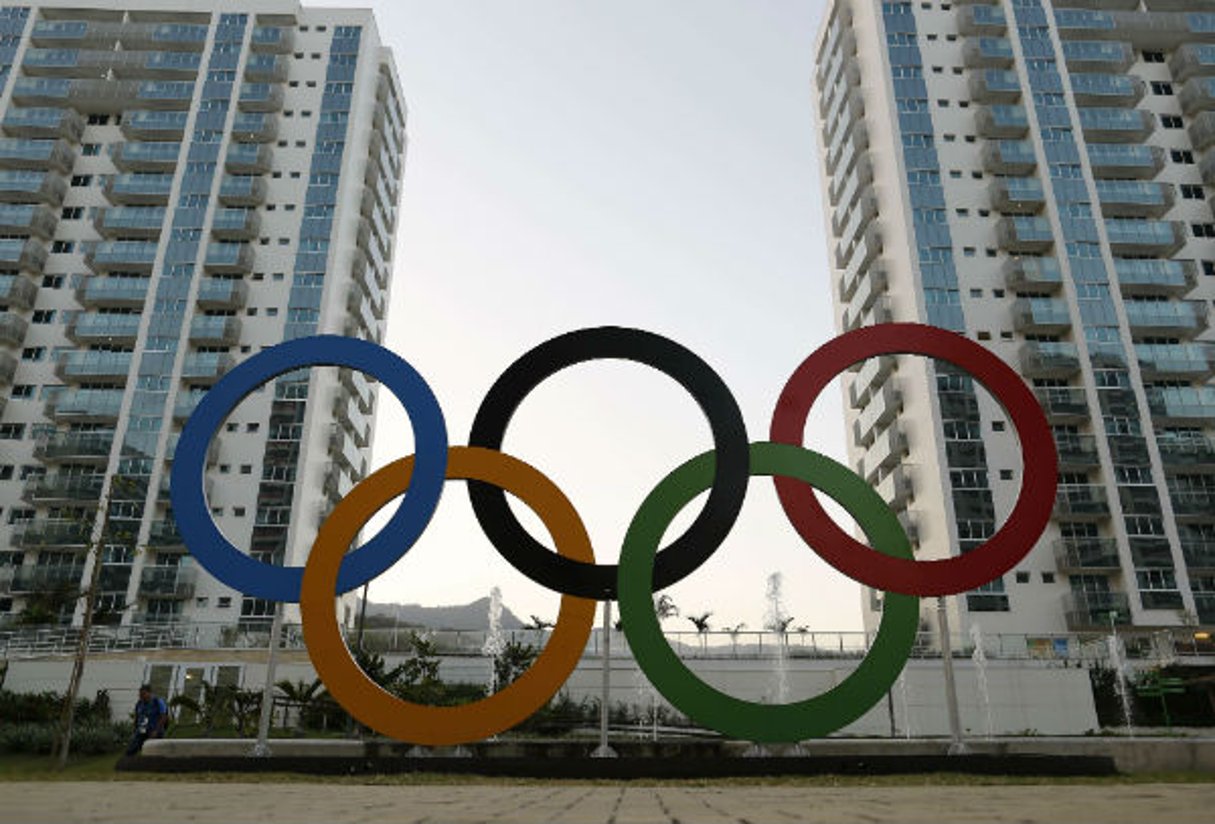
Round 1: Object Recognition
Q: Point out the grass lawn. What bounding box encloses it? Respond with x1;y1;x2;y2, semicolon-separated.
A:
1;753;1214;787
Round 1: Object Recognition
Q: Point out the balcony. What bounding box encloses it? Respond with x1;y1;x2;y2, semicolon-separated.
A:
180;351;234;383
848;355;895;408
209;207;259;241
225;143;272;174
196;277;248;310
67;312;142;345
1019;341;1081;378
1169;489;1215;519
1158;433;1215;470
85;240;158;273
119;110;188;141
876;465;913;511
989;177;1044;214
93;206;166;239
329;426;366;475
9;565;87;594
1095;180;1173;218
0;351;15;387
173;391;205;421
340;367;375;414
1064;591;1131;630
104;173;173;205
1069;73;1144;107
0;274;37;310
109;141;180;171
0;239;48;272
33;430;114;464
1136;343;1215;380
1171;43;1215;82
56;350;133;383
1077;107;1154;143
121;22;209;53
1054;538;1121;572
1013;297;1070;334
0;107;85;140
997;216;1054;253
0;138;75;172
1056;433;1100;469
1124;299;1208;337
1103;219;1185;256
245;54;289;83
1003;256;1062;292
1061;40;1134;73
11;519;92;550
0;203;57;237
976;104;1028;138
237;83;283;112
46;388;124;421
841;267;887;331
188;314;241;345
1087;144;1164;179
23;472;106;504
0;170;66;205
30;19;116;49
968;68;1021;103
861;425;906;482
250;25;294;53
1113;258;1196;296
203;242;253;275
983;140;1036;175
1180;77;1215;116
1035;387;1089;422
1146;386;1215;423
1181;539;1215;570
139;564;196;598
957;4;1006;35
77;275;149;308
217;175;266;207
229;112;277;143
963;37;1014;68
147;519;184;549
1055;484;1110;520
0;312;28;348
854;381;901;447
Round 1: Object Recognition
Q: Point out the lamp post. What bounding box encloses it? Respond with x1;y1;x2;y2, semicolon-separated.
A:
937;596;967;754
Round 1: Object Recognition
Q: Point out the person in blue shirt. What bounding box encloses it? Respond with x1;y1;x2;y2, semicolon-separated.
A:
126;683;168;755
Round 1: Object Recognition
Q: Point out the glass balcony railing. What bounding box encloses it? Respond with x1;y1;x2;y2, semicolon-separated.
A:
209;207;259;238
1146;386;1215;422
33;430;115;462
94;206;166;237
1103;219;1184;254
23;472;106;502
1054;538;1121;571
250;25;293;53
1181;539;1215;570
1062;40;1134;72
188;314;241;344
1055;433;1100;467
1095;180;1173;216
1136;342;1214;378
224;143;271;173
244;54;288;83
1064;591;1130;630
0;137;75;171
9;565;87;594
1124;300;1207;334
1077;107;1153;141
1171;43;1215;82
978;104;1028;137
139;565;197;598
85;240;159;271
56;350;133;381
0;274;37;310
1087;143;1163;178
1034;386;1089;419
230;112;277;142
78;275;150;307
180;351;234;381
983;140;1036;173
1113;258;1195;293
109;141;180;170
237;82;282;112
68;312;142;342
1053;8;1116;33
217;175;265;205
1055;484;1110;519
998;216;1054;251
990;176;1045;213
11;519;92;549
1168;488;1215;517
202;242;253;273
173;391;206;420
46;388;124;420
0;238;48;271
1157;432;1215;467
0;106;84;140
0;169;66;204
120;110;188;139
0;203;58;237
0;311;28;347
147;518;184;548
1069;72;1143;105
1003;256;1062;290
136;80;195;107
964;37;1014;67
1020;341;1080;376
196;277;248;308
104;173;173;204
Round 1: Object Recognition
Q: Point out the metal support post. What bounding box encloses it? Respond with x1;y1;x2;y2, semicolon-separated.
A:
937;596;968;755
591;600;617;757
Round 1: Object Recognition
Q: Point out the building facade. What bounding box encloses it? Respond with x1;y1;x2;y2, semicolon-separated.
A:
0;0;404;630
815;0;1215;637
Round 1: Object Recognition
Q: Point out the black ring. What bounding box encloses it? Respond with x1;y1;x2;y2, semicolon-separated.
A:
467;326;750;599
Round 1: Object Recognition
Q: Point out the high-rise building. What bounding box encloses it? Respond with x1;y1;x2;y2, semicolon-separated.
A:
0;0;404;631
815;0;1215;638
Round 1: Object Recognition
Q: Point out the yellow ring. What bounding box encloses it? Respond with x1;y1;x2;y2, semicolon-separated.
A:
300;446;596;745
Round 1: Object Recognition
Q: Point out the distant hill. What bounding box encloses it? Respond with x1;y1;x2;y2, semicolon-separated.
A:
359;596;526;631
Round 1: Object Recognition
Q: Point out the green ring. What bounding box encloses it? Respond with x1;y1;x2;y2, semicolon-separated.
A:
617;441;919;743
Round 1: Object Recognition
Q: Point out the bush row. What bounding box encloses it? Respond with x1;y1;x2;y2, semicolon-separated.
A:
0;721;129;755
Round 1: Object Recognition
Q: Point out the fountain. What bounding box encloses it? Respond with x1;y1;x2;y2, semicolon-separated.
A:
763;572;790;705
969;623;994;740
1107;632;1135;738
482;587;506;696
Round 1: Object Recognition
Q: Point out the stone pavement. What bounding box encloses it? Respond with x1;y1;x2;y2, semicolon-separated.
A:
1;782;1214;823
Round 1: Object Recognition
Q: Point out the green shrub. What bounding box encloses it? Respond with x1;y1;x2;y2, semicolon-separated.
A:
0;720;128;755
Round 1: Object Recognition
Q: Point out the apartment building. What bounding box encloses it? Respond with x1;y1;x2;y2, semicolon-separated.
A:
0;0;405;631
815;0;1215;637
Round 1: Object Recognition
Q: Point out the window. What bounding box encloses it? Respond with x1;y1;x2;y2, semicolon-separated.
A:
218;596;232;608
86;114;110;125
0;424;25;440
1204;260;1215;277
1161;115;1184;129
1042;572;1055;583
1150;81;1174;96
81;143;101;156
61;207;84;220
1182;184;1205;200
999;469;1014;480
41;275;63;288
1143;51;1165;63
30;310;54;324
1171;149;1195;164
9;384;33;399
1015;571;1030;584
50;240;74;254
1193;223;1215;238
69;174;92;187
992;421;1005;431
20;347;44;361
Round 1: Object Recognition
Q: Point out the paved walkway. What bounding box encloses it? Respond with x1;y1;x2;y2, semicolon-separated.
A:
1;782;1214;823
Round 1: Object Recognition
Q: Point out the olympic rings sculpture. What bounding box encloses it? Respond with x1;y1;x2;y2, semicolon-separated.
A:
172;323;1057;745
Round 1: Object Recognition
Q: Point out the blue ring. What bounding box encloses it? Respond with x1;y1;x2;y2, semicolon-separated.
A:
171;335;448;602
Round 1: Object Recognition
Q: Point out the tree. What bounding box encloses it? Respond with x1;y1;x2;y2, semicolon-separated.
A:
276;678;326;731
686;612;712;655
230;688;263;736
654;594;679;623
525;615;554;631
169;682;234;735
492;640;538;691
726;622;746;658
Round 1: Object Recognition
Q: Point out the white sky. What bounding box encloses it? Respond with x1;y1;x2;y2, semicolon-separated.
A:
331;1;861;632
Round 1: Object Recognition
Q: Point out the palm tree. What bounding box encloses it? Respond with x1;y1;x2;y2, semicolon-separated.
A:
169;682;234;735
686;612;712;655
726;623;746;658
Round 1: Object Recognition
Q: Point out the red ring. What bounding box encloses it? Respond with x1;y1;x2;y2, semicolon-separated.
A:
770;323;1057;597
